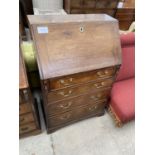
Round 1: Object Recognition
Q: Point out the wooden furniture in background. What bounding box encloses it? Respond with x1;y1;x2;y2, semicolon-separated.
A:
28;14;121;133
63;0;135;30
115;0;135;30
19;51;41;138
19;0;34;27
64;0;119;16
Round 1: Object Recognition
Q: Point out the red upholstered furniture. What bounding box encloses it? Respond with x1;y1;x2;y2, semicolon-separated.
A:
108;32;135;126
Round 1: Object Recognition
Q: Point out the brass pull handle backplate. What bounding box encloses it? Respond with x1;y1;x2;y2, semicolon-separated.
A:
88;105;98;112
59;78;73;86
90;94;102;101
59;101;72;109
97;70;109;78
94;82;105;89
58;90;73;97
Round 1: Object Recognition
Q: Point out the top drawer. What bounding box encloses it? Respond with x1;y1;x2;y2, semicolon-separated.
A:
46;67;116;91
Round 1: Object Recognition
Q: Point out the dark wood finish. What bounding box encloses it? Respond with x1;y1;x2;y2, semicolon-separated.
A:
19;103;32;115
47;101;105;127
28;14;121;133
28;14;121;79
64;0;119;16
63;0;135;30
47;78;114;102
46;89;110;117
115;8;135;30
20;122;37;134
115;0;135;30
20;113;35;125
19;0;34;27
19;51;41;138
49;66;116;90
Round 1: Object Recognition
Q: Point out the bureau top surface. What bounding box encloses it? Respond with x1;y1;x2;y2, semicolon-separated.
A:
28;14;116;24
28;14;121;79
19;51;28;89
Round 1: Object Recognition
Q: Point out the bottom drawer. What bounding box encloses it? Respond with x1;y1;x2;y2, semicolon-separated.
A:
19;103;32;115
19;122;37;135
19;113;35;125
47;101;105;128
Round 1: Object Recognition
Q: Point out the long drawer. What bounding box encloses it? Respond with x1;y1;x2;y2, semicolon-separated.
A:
19;103;32;115
19;122;37;135
20;113;35;125
47;78;114;102
47;101;105;128
70;0;118;9
48;66;116;90
46;89;110;116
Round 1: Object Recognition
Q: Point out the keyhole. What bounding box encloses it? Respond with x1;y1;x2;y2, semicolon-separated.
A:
80;27;84;32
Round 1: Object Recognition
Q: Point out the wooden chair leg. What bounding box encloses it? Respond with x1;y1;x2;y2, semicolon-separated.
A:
108;105;123;127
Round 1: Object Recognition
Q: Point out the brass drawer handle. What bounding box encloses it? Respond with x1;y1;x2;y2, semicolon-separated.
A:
90;94;102;101
94;82;105;89
60;113;71;120
88;105;98;112
21;127;29;131
58;90;73;97
59;101;72;109
59;78;73;86
97;70;109;78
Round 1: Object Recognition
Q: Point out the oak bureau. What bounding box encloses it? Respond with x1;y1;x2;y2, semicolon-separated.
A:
19;51;41;138
28;14;122;133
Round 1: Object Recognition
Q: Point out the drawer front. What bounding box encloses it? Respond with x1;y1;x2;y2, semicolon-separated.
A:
19;113;35;125
19;103;32;115
119;20;134;30
47;78;114;102
116;8;135;14
83;0;96;8
47;101;105;127
115;13;135;21
49;67;116;90
46;89;110;116
19;122;37;135
71;0;83;8
96;0;118;8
